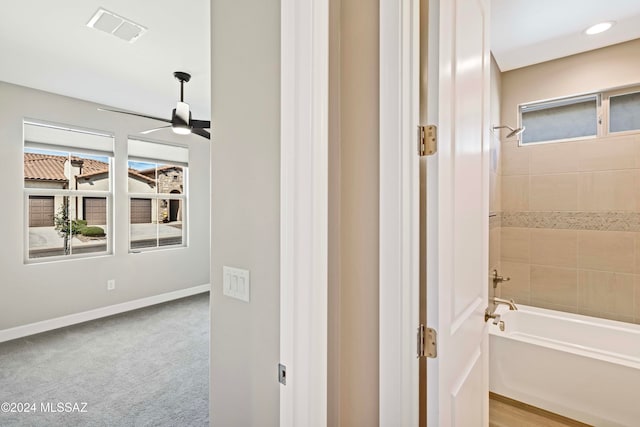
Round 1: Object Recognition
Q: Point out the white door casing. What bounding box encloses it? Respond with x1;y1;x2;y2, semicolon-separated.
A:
280;0;329;426
379;0;421;425
427;0;491;425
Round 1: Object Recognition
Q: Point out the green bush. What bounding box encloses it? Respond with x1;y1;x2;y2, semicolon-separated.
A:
80;226;105;237
74;219;88;227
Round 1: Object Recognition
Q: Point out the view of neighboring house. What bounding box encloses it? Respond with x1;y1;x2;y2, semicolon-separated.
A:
24;152;183;227
138;165;184;223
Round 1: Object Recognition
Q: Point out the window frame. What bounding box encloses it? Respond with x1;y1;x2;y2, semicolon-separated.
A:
23;120;114;263
518;93;602;146
126;138;189;253
603;86;640;136
517;84;640;147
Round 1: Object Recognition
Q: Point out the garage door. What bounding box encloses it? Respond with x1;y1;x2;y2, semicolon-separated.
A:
130;198;152;224
29;196;55;227
83;197;107;225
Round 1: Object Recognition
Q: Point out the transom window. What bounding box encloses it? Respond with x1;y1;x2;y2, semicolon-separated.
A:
609;90;640;133
518;86;640;145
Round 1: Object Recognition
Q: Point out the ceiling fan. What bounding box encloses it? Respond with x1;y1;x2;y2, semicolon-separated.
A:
98;71;211;140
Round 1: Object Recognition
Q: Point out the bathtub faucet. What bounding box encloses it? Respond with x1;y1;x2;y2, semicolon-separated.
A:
492;297;518;311
484;309;505;331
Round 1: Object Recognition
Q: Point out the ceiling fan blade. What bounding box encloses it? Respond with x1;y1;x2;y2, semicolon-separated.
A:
98;107;172;124
191;119;211;129
140;125;173;135
192;128;211;140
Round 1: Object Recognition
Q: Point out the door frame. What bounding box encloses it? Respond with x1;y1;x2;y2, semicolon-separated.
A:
379;0;422;424
280;0;329;426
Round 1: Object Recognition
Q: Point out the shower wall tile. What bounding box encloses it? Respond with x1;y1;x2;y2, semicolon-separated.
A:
636;234;640;275
530;174;578;211
578;137;637;171
530;141;579;175
499;131;640;324
577;270;635;317
490;172;503;213
529;300;578;314
577;230;635;273
530;229;578;268
494;174;502;212
578;309;635;324
489;172;497;212
530;265;578;307
502;211;640;232
634;137;640;169
502;144;529;176
489;227;501;301
500;261;530;303
634;275;640;323
489;227;501;275
500;227;529;263
578;170;638;212
502;175;529;211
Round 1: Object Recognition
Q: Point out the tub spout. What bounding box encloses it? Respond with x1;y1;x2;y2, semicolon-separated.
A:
492;297;518;311
484;311;501;325
484;309;506;331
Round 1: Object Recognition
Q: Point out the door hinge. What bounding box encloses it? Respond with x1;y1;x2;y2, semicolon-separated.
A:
417;324;437;358
418;125;437;156
278;363;287;385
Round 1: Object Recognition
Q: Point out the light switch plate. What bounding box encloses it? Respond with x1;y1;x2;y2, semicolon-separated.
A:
223;266;250;302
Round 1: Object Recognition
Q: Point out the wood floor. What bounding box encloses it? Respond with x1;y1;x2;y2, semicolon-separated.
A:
489;393;593;427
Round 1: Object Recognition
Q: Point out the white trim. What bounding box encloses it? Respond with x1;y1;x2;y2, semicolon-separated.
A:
379;0;420;425
280;0;329;425
0;284;210;343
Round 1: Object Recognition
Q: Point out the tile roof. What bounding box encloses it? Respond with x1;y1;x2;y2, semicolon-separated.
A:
24;153;67;181
139;165;183;177
24;153;155;185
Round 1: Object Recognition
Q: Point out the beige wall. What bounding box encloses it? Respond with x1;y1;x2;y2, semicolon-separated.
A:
501;38;640;127
127;177;155;193
499;39;640;323
210;0;281;425
328;0;380;424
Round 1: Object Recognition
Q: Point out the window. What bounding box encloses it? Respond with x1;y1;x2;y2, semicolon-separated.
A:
127;139;188;251
518;86;640;145
609;90;640;133
520;95;599;145
24;121;114;261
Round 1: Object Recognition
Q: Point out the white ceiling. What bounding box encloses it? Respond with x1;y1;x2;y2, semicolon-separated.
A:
492;0;640;71
3;1;638;115
0;0;210;120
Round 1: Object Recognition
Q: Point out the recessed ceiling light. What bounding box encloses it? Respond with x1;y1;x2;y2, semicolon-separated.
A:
584;22;614;35
86;8;147;43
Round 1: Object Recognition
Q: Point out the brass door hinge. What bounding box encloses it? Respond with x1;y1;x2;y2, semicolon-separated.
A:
418;125;437;156
417;324;437;358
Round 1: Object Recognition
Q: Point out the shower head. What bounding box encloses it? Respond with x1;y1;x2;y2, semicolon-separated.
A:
492;125;525;138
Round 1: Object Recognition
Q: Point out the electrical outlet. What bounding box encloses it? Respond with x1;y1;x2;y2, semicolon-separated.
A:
107;279;116;291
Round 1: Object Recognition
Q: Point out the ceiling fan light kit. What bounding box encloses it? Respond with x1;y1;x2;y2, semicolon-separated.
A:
98;71;211;140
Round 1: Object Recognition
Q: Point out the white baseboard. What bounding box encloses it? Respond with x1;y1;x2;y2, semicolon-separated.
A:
0;284;211;343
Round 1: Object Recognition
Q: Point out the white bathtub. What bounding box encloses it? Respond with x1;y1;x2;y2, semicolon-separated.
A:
489;304;640;427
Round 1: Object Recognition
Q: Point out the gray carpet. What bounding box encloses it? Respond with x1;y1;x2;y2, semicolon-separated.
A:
0;292;209;427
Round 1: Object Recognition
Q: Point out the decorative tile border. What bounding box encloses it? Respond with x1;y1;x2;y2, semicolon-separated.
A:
489;212;502;230
501;211;640;232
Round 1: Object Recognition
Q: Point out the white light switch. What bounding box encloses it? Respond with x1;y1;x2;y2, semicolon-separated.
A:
223;266;250;302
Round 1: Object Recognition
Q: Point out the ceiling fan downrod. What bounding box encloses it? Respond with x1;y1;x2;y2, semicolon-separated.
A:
173;71;191;103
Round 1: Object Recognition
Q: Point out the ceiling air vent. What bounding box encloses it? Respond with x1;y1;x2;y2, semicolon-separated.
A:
86;8;147;43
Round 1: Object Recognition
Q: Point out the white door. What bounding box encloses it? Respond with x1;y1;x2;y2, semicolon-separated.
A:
426;0;491;425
